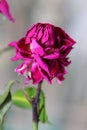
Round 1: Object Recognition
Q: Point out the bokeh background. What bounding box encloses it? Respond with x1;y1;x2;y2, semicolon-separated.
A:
0;0;87;130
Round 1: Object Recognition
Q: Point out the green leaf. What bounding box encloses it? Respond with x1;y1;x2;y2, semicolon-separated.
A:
12;87;44;109
0;92;11;125
0;80;14;127
12;87;49;123
12;88;32;109
38;107;48;123
37;91;48;123
0;80;14;105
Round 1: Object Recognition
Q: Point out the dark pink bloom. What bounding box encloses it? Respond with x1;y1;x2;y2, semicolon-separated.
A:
0;0;14;22
9;23;76;84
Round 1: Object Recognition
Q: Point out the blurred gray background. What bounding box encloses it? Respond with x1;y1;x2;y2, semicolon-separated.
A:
0;0;87;130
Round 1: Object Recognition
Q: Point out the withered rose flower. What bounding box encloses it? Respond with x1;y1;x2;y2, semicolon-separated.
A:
9;23;76;84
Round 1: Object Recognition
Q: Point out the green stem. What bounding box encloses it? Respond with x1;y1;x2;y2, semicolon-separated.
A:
32;81;43;130
0;46;13;55
33;121;38;130
0;123;3;130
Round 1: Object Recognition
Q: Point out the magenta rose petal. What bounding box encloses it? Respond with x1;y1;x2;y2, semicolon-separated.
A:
31;62;43;84
30;39;44;56
10;53;21;61
43;51;59;59
0;0;14;22
8;41;17;47
15;62;27;75
33;54;50;76
26;23;38;43
15;60;32;83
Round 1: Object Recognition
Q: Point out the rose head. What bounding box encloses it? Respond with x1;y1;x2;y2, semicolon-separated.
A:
9;23;76;84
0;0;14;22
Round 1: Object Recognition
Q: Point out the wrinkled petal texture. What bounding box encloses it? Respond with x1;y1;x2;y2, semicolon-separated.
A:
9;23;76;85
0;0;14;22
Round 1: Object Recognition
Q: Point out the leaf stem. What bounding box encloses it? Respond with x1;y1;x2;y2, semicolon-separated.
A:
17;80;32;104
21;86;32;104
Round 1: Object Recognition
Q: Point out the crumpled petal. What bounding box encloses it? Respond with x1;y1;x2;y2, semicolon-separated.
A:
31;62;43;84
8;38;32;60
15;60;32;84
30;39;44;56
43;51;59;59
